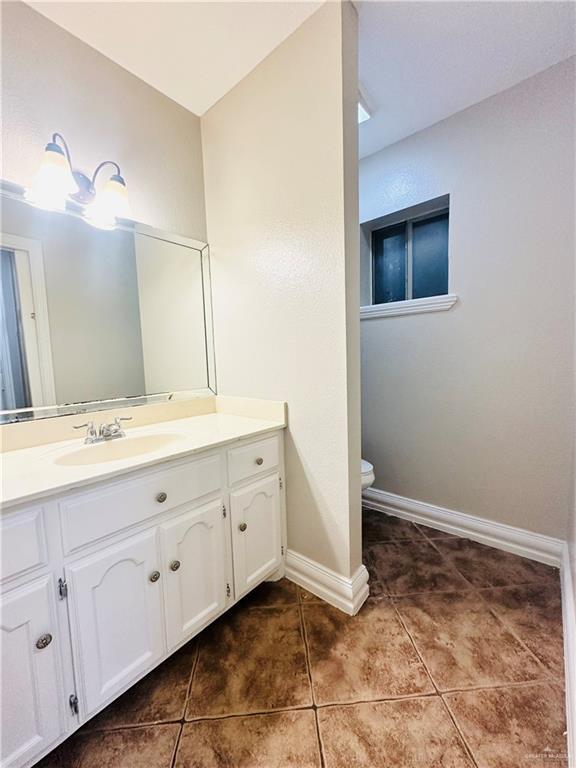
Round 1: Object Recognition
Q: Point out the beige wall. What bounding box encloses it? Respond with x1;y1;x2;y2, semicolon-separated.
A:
202;1;362;578
1;1;206;240
360;59;575;539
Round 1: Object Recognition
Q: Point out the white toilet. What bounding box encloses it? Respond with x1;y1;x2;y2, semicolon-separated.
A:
361;459;375;491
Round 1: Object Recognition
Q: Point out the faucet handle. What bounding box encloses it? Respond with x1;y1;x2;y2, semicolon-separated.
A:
113;416;133;428
73;421;94;431
73;421;97;442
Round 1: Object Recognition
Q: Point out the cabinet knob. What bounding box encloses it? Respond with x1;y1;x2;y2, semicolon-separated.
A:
35;633;53;650
149;571;161;583
239;522;248;532
170;560;181;572
255;457;264;466
156;492;168;504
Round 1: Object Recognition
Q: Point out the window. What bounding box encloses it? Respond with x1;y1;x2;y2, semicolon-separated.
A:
372;209;449;305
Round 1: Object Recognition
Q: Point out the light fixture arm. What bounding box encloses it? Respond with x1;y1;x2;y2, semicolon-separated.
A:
91;160;122;187
51;133;73;167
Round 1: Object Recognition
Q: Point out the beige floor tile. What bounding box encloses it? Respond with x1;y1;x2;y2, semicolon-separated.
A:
85;641;196;730
415;523;459;540
480;583;565;679
396;591;546;690
186;605;312;719
175;710;322;768
298;586;324;604
239;577;300;608
303;599;434;705
317;697;474;768
36;724;181;768
368;540;470;596
444;683;568;767
362;510;424;547
433;538;559;588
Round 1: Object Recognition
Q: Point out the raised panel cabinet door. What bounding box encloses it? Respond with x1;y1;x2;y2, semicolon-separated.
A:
160;498;227;650
1;576;65;768
66;529;165;716
230;475;282;599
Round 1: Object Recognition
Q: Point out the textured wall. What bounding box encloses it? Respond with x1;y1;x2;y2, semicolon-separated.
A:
1;1;206;240
202;2;362;578
360;59;575;538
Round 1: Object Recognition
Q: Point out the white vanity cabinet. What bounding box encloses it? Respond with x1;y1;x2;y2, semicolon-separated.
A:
65;529;166;715
1;577;66;768
230;475;282;599
0;428;285;768
160;498;229;650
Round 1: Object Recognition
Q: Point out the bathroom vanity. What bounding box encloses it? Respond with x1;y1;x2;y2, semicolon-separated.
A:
1;406;286;768
0;184;291;767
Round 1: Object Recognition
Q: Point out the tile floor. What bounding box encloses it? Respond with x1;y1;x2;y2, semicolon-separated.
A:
38;509;568;768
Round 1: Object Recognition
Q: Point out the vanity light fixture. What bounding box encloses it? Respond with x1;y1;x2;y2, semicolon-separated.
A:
83;163;131;230
25;134;76;211
26;133;131;228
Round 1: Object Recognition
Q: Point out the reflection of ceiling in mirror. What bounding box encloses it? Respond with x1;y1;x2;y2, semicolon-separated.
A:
0;193;214;419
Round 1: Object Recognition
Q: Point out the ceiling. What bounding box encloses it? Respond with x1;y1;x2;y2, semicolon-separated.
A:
28;1;575;158
27;1;322;116
358;1;576;158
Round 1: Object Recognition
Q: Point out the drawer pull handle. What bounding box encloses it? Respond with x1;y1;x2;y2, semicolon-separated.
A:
156;492;168;504
170;560;181;572
239;522;248;532
255;457;264;466
149;571;161;583
35;633;53;650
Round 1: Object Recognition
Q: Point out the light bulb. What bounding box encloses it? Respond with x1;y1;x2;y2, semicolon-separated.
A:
25;142;76;211
85;174;131;229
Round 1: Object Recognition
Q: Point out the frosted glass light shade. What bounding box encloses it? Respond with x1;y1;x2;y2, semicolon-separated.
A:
85;174;131;230
25;143;76;211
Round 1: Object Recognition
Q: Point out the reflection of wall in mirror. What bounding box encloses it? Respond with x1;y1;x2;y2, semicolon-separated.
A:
1;196;146;405
134;236;207;393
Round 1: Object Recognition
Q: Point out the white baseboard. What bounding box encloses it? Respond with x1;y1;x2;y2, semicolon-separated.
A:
285;549;369;615
561;544;576;767
362;487;564;567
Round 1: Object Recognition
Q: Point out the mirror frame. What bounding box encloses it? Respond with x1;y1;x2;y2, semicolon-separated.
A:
0;180;217;423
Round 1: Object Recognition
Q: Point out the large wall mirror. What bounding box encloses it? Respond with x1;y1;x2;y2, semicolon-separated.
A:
0;188;215;423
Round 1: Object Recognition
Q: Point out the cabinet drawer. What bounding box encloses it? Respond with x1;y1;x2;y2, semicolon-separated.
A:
228;436;279;486
1;507;48;583
60;454;222;554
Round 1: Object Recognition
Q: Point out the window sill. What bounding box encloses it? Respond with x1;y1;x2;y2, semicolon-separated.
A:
360;294;458;319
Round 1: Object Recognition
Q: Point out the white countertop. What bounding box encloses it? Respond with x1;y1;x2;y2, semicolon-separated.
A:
1;412;285;510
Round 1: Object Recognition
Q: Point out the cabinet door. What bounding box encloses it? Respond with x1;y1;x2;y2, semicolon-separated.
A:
160;499;228;650
1;577;65;768
66;530;164;716
230;475;282;599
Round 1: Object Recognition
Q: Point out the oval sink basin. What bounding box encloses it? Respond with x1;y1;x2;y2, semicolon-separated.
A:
55;434;185;466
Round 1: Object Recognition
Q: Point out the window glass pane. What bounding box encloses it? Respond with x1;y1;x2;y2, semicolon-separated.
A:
412;212;449;299
372;225;406;304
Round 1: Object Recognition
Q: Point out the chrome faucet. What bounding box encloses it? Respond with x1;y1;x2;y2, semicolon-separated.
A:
73;421;98;444
74;416;133;444
98;416;133;441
